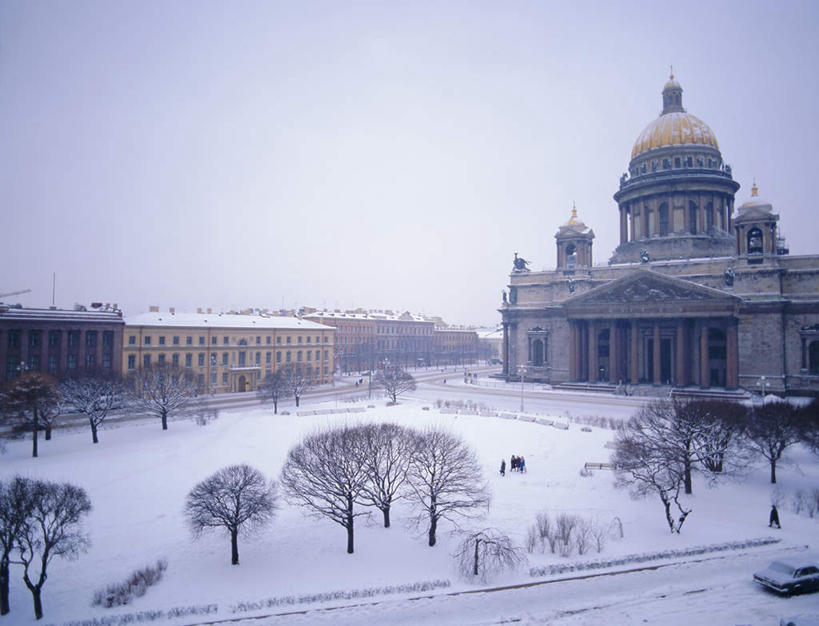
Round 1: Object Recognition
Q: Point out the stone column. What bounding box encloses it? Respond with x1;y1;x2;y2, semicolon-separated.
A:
630;320;639;383
502;323;509;377
726;321;738;388
569;322;577;380
588;322;598;382
620;206;628;244
609;322;619;383
700;324;709;387
684;200;691;235
652;324;661;384
675;319;686;386
802;336;808;371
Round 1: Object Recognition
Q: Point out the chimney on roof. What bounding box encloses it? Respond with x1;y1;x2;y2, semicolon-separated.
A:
207;308;212;314
169;307;175;315
197;307;202;314
149;305;159;313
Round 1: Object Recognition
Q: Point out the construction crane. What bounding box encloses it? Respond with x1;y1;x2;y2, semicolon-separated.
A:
0;288;31;299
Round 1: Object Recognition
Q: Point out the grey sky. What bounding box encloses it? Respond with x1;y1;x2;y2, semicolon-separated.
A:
2;1;818;326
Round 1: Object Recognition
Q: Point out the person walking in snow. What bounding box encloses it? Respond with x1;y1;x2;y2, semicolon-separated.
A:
769;505;781;528
500;459;506;476
519;456;526;473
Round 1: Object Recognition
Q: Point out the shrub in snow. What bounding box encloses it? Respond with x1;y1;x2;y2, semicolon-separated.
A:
229;579;451;613
454;529;524;582
528;537;780;577
91;560;168;608
579;466;593;478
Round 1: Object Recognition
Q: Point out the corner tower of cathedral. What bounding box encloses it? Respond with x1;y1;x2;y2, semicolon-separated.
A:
610;75;740;263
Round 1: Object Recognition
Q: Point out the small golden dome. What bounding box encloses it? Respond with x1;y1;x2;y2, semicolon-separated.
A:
566;202;581;225
631;111;719;159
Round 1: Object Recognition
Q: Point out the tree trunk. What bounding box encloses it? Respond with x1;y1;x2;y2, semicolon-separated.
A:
382;506;391;528
770;458;777;484
346;495;354;554
273;400;278;414
231;529;239;565
32;420;39;458
32;586;43;620
684;458;692;495
428;515;437;547
0;557;10;615
44;425;52;441
161;410;168;430
473;539;480;576
91;420;99;444
295;396;300;408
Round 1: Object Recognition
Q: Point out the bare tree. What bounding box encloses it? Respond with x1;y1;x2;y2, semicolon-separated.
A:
15;480;92;620
357;423;416;527
685;400;748;474
613;412;692;533
126;365;196;430
373;366;416;404
405;427;489;547
280;426;369;553
798;399;819;455
743;400;804;484
185;464;278;565
0;477;33;615
283;365;310;408
258;370;288;414
60;373;124;444
454;528;523;581
2;373;60;457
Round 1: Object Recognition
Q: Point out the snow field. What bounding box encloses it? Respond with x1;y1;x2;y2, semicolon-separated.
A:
0;397;816;625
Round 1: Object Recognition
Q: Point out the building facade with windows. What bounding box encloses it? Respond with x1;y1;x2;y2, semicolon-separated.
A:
123;310;335;393
501;76;819;395
0;304;124;381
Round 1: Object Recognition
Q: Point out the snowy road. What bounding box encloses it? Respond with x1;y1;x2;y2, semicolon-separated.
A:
237;546;816;625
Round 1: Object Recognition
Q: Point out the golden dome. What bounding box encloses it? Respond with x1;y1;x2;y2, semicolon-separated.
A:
631;111;719;159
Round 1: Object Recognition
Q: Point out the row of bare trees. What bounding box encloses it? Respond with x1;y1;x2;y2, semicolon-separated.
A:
613;398;819;533
280;423;489;553
0;477;92;620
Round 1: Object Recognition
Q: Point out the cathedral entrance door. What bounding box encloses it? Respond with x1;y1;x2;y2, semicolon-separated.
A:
238;375;247;392
660;338;673;384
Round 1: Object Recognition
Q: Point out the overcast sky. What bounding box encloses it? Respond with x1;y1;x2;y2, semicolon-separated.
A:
2;1;818;326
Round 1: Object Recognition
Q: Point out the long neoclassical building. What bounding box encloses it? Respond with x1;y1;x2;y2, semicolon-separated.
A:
501;75;819;396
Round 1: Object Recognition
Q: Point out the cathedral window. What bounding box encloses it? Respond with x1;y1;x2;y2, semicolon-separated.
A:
566;244;577;268
747;228;763;255
659;203;669;236
809;340;819;375
674;157;681;168
689;202;698;234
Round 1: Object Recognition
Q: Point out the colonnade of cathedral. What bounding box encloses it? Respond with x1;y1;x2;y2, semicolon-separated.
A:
567;317;738;388
618;193;734;244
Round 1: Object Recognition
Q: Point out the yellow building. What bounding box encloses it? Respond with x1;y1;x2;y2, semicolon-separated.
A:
123;309;335;393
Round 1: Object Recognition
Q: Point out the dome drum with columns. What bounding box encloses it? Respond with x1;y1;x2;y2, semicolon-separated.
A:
611;75;739;263
500;74;819;397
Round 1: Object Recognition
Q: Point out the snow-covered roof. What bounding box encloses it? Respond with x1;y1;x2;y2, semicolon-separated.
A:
305;310;431;323
125;312;334;331
0;305;124;324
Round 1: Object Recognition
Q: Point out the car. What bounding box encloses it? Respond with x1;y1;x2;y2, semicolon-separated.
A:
754;555;819;595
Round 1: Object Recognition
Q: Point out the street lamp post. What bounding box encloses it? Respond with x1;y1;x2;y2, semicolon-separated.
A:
757;375;770;399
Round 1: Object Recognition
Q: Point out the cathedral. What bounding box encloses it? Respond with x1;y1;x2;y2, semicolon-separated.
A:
500;75;819;396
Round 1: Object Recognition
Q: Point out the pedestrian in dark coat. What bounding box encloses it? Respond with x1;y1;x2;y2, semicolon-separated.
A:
500;459;506;476
769;505;781;528
520;456;526;473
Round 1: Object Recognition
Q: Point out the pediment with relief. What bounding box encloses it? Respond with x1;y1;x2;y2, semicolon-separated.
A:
565;269;737;308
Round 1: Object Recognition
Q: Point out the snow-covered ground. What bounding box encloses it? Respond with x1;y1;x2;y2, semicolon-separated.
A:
1;395;817;625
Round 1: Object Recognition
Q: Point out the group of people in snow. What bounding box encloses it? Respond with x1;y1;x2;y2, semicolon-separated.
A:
500;455;525;476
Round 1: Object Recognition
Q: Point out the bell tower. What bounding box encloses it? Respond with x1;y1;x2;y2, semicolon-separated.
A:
555;203;594;272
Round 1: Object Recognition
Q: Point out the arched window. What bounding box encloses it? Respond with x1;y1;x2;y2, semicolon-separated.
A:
566;243;577;268
658;203;669;236
689;202;698;234
748;228;763;254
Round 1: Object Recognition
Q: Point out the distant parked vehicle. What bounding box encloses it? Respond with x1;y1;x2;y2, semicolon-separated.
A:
780;615;819;626
754;555;819;595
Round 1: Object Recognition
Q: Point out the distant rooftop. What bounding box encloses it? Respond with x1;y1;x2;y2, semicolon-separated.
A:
0;304;124;323
125;311;334;331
